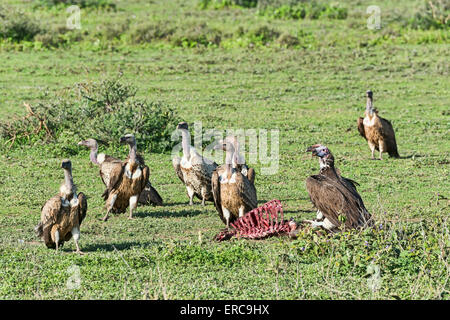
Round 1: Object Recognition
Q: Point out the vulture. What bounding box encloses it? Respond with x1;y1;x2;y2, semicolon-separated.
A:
172;122;218;205
34;159;87;254
211;139;258;228
101;134;149;221
304;145;372;232
221;135;255;184
78;138;163;206
357;90;400;160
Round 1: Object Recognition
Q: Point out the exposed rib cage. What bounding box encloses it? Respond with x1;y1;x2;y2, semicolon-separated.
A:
214;200;293;241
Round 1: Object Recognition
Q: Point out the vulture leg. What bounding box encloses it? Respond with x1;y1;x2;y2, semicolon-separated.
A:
128;195;138;219
201;187;206;206
368;141;376;160
103;194;117;221
187;186;195;206
223;207;231;229
54;230;60;252
378;140;384;160
71;226;83;255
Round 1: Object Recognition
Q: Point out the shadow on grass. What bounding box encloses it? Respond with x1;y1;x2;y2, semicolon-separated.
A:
80;241;154;252
133;208;206;219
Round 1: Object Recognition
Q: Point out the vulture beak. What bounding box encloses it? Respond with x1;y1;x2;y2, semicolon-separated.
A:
120;136;128;144
77;140;86;146
306;144;321;156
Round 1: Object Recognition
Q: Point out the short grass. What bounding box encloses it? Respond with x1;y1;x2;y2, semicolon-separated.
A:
0;0;449;299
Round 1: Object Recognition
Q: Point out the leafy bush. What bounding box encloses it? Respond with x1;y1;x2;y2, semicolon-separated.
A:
258;1;348;20
0;76;179;154
35;0;116;10
170;23;222;47
408;0;449;30
199;0;258;10
0;6;42;42
129;22;174;44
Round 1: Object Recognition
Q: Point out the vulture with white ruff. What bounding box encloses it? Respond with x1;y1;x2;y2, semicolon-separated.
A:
220;135;255;184
172;122;218;205
305;145;372;232
101;134;149;221
211;139;257;228
35;159;87;254
78;138;163;206
357;90;400;160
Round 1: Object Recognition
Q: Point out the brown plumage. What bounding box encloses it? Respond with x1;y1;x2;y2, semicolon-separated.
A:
211;140;258;228
357;90;400;160
101;134;149;221
35;160;87;254
172;122;218;205
78;138;163;207
305;145;372;232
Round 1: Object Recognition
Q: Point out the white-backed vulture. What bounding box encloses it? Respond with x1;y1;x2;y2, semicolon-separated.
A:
304;145;372;232
221;135;255;185
172;122;218;205
101;134;149;221
211;140;257;228
357;90;400;160
78;138;163;206
34;159;87;254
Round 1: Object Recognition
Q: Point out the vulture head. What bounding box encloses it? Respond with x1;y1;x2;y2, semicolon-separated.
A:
61;159;72;171
366;90;373;99
214;140;236;165
120;134;136;146
78;138;98;150
306;144;334;169
177;122;189;130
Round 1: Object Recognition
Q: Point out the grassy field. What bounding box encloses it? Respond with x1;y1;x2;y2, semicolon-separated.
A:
0;0;449;299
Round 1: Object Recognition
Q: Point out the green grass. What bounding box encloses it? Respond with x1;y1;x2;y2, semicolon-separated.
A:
0;0;449;299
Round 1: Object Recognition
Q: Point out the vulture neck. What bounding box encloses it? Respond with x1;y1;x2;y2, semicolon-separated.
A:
63;168;74;193
225;148;234;175
89;145;99;165
366;97;375;116
128;143;137;165
180;129;191;160
319;156;338;178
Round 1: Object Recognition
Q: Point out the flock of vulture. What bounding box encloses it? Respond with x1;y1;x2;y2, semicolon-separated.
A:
35;90;399;253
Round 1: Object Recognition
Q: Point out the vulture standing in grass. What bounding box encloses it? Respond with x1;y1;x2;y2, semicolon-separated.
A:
221;135;255;184
357;90;400;160
172;122;218;205
304;145;372;232
101;134;149;221
211;139;257;228
35;159;87;254
78;138;163;206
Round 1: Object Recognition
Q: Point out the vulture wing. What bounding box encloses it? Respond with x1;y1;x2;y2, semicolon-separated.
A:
101;161;124;200
37;196;63;246
139;182;164;206
306;175;369;230
236;173;258;212
380;117;400;157
246;167;256;185
77;192;88;225
357;117;366;139
172;156;185;183
211;169;225;224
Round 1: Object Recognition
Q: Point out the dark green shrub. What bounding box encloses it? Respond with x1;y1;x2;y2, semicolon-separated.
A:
170;23;222;47
130;22;175;44
198;0;258;10
258;1;347;20
0;76;179;154
408;0;449;30
35;0;116;10
0;6;42;42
